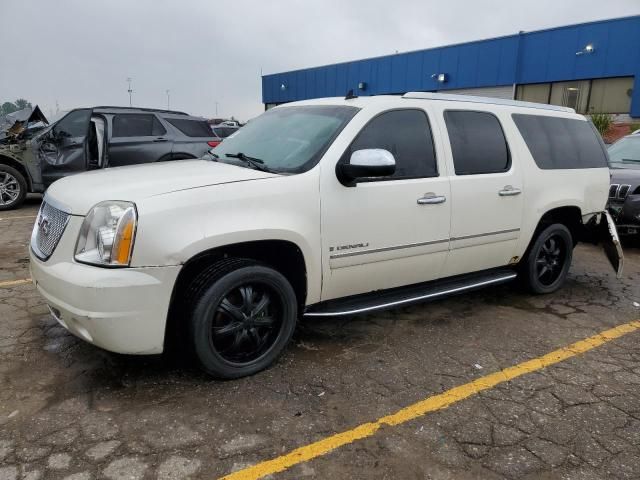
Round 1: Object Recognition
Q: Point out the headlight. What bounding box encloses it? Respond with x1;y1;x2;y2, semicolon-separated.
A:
74;201;137;267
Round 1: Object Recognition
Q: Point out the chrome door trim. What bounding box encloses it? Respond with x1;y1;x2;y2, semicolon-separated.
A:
330;228;520;259
304;273;517;317
450;228;520;242
329;238;449;259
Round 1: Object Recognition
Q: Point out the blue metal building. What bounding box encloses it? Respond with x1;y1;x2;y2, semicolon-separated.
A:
262;15;640;119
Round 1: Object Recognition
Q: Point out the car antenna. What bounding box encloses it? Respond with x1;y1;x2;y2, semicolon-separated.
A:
345;89;358;100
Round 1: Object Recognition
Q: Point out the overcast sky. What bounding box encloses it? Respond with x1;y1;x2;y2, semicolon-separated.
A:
1;0;638;121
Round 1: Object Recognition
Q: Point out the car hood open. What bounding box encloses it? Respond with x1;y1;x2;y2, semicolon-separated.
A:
45;159;278;215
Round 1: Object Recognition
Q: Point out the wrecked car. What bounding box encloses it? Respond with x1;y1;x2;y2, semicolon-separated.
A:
0;106;216;210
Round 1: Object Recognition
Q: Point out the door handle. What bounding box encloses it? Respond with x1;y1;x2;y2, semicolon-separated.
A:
153;137;168;142
417;193;446;205
499;185;522;196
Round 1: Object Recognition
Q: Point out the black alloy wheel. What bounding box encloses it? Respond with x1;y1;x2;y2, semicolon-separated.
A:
188;258;297;379
535;235;566;286
521;223;573;294
210;283;282;364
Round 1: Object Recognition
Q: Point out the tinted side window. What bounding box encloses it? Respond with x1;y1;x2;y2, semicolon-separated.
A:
53;109;91;138
344;109;437;179
444;111;510;175
213;127;238;138
512;114;608;169
112;114;166;137
167;118;213;137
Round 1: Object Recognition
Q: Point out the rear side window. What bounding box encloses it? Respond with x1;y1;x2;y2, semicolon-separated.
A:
213;127;238;138
167;118;213;137
112;114;166;137
512;114;608;169
444;110;510;175
344;109;437;179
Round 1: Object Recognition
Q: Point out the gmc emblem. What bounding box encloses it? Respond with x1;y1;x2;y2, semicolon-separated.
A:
38;214;51;236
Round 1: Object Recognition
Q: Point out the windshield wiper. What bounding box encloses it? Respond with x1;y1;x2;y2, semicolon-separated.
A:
225;152;276;173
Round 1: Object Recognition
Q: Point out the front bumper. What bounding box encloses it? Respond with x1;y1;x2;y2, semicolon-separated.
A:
30;216;181;355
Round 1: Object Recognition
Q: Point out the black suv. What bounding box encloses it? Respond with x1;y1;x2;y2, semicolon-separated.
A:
0;106;216;210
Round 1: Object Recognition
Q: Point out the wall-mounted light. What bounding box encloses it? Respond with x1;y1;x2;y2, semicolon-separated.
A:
576;44;595;56
358;81;367;91
431;73;448;83
280;83;287;91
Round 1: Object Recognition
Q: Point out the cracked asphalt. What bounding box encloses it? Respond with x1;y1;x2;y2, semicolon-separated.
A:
1;198;640;480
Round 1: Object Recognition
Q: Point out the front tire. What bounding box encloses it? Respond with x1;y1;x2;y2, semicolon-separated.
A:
188;258;297;379
520;224;573;294
0;164;27;211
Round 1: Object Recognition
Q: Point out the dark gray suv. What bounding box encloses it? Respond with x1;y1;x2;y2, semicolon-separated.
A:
0;106;216;210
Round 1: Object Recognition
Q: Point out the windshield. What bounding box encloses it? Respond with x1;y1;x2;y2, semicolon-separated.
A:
212;105;359;173
608;137;640;169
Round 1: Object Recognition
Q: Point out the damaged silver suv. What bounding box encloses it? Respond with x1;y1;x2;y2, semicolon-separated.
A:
0;106;216;210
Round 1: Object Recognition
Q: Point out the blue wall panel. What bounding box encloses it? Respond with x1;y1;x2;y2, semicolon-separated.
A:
476;40;502;86
391;54;408;93
574;23;608;79
604;17;640;76
518;32;551;83
405;51;423;92
456;43;479;87
437;46;460;89
546;27;580;81
420;49;440;91
263;16;640;116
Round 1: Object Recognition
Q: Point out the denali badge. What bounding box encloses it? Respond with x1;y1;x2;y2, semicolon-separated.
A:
329;242;369;252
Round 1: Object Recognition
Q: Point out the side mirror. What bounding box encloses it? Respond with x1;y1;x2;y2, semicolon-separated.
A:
337;149;396;186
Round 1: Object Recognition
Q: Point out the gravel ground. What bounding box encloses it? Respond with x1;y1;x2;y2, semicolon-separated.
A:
1;198;640;480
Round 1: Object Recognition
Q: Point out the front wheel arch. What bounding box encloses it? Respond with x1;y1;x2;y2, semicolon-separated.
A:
163;239;307;355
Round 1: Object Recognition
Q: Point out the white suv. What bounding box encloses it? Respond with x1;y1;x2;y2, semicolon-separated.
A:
30;93;622;378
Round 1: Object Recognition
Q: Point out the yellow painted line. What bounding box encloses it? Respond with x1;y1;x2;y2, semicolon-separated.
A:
220;320;640;480
0;215;37;221
0;278;32;288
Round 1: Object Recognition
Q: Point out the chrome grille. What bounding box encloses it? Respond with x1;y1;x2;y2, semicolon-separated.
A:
32;202;70;260
609;184;619;198
618;185;631;199
609;184;632;200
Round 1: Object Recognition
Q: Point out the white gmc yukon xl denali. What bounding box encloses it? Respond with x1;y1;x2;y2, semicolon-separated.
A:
30;93;623;378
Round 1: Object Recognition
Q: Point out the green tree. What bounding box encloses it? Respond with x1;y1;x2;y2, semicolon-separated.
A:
1;102;18;115
14;98;32;110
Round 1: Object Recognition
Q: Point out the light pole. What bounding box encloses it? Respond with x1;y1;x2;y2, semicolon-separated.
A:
166;90;170;110
214;101;219;116
126;77;133;107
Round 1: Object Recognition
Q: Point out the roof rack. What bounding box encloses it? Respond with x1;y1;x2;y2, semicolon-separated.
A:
401;92;575;113
92;106;189;115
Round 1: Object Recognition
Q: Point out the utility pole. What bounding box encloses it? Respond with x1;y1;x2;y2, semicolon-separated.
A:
166;90;170;110
126;77;133;107
214;101;219;116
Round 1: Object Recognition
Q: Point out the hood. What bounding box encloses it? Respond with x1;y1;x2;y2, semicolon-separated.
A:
609;168;640;185
45;159;277;215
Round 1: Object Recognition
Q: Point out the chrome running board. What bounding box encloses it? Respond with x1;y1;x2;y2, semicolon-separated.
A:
304;269;517;318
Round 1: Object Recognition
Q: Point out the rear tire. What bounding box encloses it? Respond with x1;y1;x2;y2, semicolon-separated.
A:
0;164;27;211
187;258;297;379
520;224;573;294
